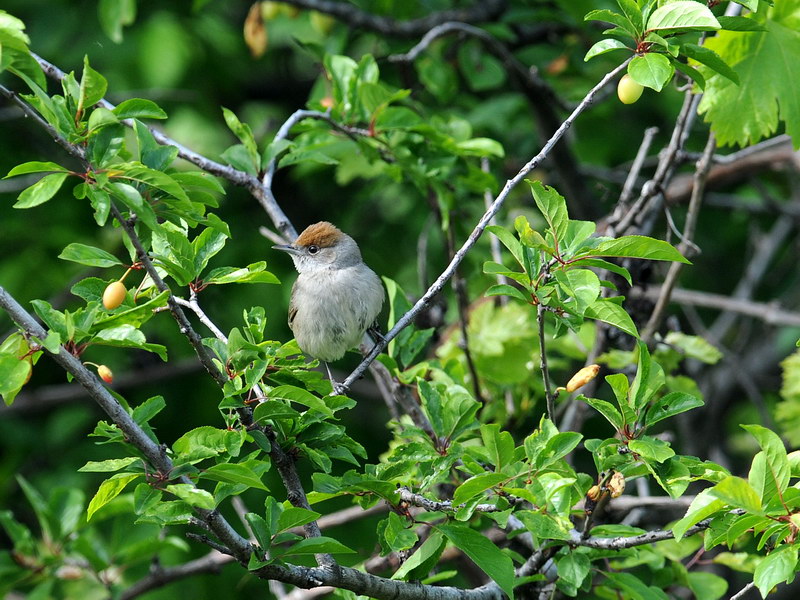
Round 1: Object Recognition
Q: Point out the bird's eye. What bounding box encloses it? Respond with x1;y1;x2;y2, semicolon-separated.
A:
308;245;319;255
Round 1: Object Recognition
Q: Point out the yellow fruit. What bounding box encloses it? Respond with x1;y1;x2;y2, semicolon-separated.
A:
617;74;644;104
97;365;114;383
102;281;126;310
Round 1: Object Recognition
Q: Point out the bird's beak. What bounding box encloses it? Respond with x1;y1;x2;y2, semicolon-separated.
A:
273;244;301;256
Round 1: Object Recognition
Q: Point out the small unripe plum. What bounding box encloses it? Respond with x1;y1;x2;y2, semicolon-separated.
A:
617;74;644;104
97;365;114;383
102;281;126;310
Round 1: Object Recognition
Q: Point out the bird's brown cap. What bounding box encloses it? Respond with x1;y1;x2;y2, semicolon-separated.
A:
294;222;345;248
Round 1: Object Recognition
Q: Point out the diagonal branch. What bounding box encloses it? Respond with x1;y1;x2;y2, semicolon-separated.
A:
338;59;631;393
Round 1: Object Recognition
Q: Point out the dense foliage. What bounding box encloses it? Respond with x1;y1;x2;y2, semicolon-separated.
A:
1;1;800;599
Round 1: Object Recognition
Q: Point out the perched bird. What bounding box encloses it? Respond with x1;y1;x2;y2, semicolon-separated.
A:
273;222;384;386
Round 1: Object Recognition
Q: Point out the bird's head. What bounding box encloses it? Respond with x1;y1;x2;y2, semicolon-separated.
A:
273;221;363;273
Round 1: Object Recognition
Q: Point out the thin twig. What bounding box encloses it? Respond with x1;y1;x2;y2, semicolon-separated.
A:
277;0;508;37
729;581;756;600
642;132;716;343
537;302;556;420
119;551;232;600
617;126;659;209
338;59;631;393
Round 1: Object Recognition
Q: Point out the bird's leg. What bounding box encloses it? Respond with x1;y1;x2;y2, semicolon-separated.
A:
324;362;346;395
367;321;386;345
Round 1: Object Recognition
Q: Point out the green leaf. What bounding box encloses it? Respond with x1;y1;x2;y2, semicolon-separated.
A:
277;507;321;532
437;523;515;600
629;53;674;91
269;385;333;417
98;0;136;43
584;39;630;61
93;325;167;361
616;0;643;35
585;9;637;38
645;392;704;428
456;138;504;158
5;161;69;177
278;536;355;557
87;473;139;520
13;173;69;208
0;353;32;405
555;269;600;314
221;106;259;166
673;490;725;541
58;243;122;268
698;10;800;149
682;43;739;85
663;331;723;364
391;530;446;581
709;476;763;514
754;546;798;599
629;436;675;463
115;162;188;201
584;298;639;338
584;235;689;263
557;551;591;589
452;472;507;506
528;181;568;249
686;572;727;600
253;400;302;423
166;484;216;509
485;225;525;269
204;262;280;285
717;15;766;32
741;424;790;498
581;396;624;430
481;423;515;471
78;457;139;472
112;98;167;120
78;55;108;111
646;1;720;34
173;426;241;462
201;463;269;491
485;283;531;304
245;512;272;550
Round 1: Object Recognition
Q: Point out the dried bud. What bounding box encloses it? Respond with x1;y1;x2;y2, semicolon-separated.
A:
56;565;84;580
97;365;114;384
244;2;268;58
565;364;600;393
608;471;625;498
586;485;602;502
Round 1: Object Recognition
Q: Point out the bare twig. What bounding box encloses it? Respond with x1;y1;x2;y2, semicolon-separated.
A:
398;488;509;514
120;551;232;600
729;581;756;600
642;132;716;343
538;302;556;420
631;286;800;327
617;127;659;212
339;59;631;393
277;0;508;37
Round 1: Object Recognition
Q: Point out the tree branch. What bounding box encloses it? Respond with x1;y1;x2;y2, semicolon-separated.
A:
641;131;716;343
339;59;631;393
120;551;232;600
277;0;508;37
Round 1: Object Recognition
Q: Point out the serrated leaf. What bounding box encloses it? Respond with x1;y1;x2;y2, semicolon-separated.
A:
709;476;763;514
741;424;790;497
673;490;724;541
278;536;355;557
585;235;689;263
698;10;800;149
629;436;675;463
528;181;568;249
203;262;280;285
582;396;624;430
391;530;446;580
754;546;798;598
58;243;122;268
277;507;321;532
629;53;674;92
584;298;639;338
646;1;720;34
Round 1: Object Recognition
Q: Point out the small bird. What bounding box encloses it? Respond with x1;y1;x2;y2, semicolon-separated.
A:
273;222;384;386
